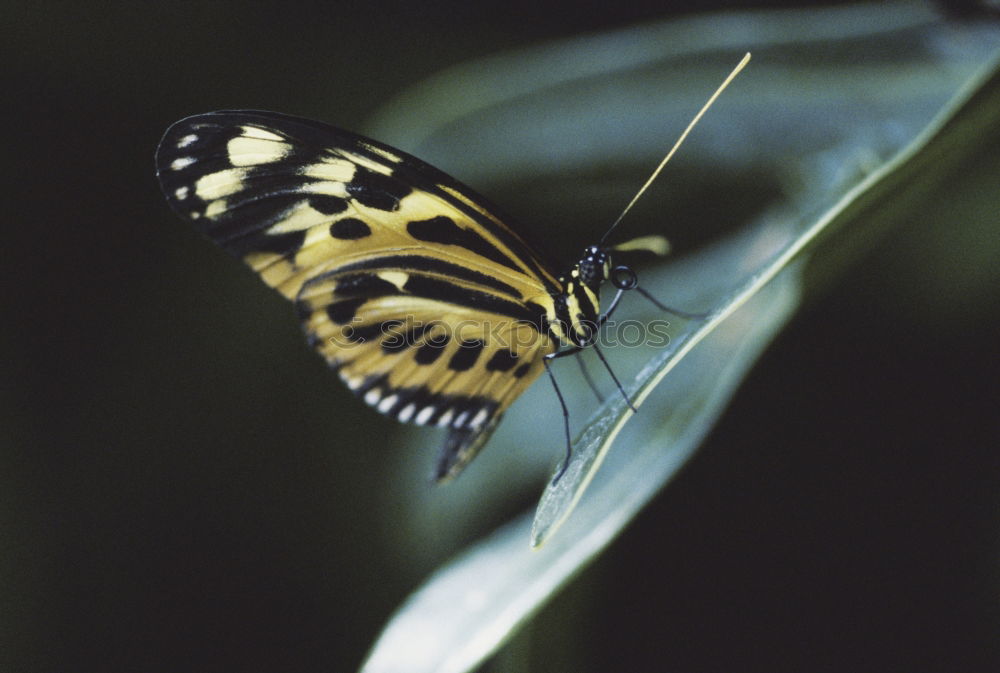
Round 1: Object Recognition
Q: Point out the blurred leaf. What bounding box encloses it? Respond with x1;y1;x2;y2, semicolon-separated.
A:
362;265;798;673
361;4;1000;673
537;42;1000;545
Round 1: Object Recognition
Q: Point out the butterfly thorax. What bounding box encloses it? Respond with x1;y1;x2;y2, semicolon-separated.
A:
542;245;612;348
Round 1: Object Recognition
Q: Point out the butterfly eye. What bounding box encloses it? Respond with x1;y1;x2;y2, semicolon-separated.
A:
611;265;638;290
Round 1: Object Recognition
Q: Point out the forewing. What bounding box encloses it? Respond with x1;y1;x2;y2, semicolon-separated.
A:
155;110;560;301
156;110;561;478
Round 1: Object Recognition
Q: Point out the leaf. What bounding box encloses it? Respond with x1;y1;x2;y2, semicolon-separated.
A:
535;44;1000;544
360;5;1000;672
361;264;800;673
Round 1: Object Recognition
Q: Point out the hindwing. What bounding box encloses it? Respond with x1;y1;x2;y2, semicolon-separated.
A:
156;110;560;479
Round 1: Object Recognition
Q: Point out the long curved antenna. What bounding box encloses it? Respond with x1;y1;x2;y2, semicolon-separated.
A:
600;52;751;245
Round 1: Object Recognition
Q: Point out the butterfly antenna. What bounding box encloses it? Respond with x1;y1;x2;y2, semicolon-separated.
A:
599;52;751;246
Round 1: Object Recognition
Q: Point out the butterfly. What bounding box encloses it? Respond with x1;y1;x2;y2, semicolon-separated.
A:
154;101;729;481
154;109;681;481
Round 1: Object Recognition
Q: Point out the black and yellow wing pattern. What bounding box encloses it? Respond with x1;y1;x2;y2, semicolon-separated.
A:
156;110;562;480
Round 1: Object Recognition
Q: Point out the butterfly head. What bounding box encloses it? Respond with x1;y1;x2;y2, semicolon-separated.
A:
553;236;670;347
575;245;612;290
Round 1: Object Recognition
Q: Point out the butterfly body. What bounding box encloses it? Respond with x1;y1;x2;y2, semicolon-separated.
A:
548;245;613;348
156;110;634;480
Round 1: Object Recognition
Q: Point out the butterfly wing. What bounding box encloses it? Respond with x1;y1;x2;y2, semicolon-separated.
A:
297;273;553;479
156;110;559;479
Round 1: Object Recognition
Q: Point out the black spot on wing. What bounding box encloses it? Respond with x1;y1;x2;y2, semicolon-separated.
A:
329;217;371;240
414;332;449;365
448;339;485;372
326;298;366;325
381;322;433;354
513;362;532;378
407;216;523;274
347;168;411;211
310;195;349;215
406;215;461;244
227;228;307;257
485;349;519;372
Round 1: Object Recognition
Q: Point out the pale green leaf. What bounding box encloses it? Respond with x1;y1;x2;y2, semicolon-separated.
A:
360;5;1000;672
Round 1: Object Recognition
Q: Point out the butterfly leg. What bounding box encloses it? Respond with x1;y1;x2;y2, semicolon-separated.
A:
543;349;580;483
542;285;643;482
587;286;638;412
591;342;637;414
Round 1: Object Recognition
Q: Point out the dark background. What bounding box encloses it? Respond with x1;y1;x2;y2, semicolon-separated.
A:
3;1;997;671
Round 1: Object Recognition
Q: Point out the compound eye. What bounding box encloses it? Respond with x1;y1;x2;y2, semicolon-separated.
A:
611;265;638;290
